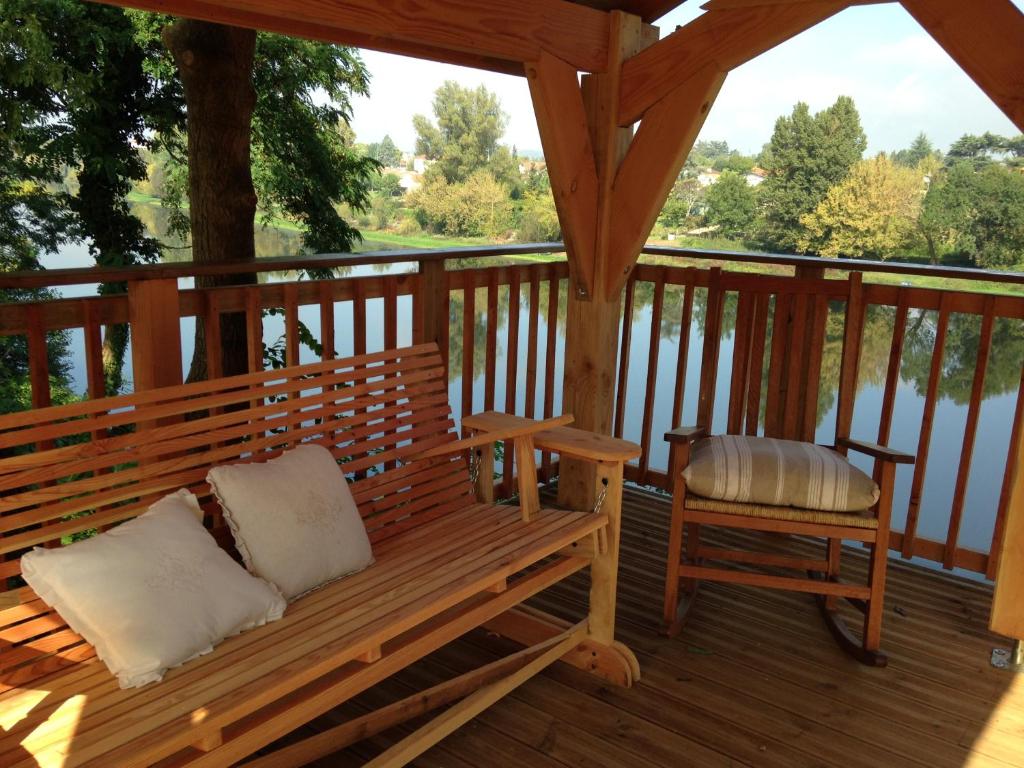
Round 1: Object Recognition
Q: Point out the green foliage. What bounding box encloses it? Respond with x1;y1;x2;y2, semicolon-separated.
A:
920;160;1024;269
893;132;942;169
704;171;756;238
946;132;1024;170
413;82;508;183
659;178;705;230
798;154;924;259
412;171;513;238
757;97;866;252
517;190;561;242
371;172;403;198
366;134;401;167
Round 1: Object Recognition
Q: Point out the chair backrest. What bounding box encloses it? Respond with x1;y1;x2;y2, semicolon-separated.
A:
695;269;865;444
0;343;472;684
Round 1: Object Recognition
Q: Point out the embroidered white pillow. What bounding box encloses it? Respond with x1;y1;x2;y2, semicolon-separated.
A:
207;444;374;600
21;489;286;689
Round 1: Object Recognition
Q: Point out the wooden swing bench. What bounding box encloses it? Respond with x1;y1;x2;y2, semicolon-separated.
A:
0;344;640;768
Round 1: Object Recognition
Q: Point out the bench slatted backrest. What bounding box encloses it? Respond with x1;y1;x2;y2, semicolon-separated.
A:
0;343;472;688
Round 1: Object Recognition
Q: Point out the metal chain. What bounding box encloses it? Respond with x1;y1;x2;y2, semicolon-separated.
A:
592;481;609;515
468;448;480;485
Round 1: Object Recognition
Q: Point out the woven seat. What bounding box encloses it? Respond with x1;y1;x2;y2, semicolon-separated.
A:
686;495;878;530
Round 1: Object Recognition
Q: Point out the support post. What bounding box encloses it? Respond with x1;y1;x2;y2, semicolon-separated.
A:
558;11;644;510
128;278;183;391
588;459;624;644
991;400;1024;641
415;258;449;369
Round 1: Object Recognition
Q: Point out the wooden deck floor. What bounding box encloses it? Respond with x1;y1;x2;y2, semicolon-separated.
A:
275;486;1023;768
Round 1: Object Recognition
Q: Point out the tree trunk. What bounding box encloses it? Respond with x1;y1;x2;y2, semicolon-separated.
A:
163;21;259;381
101;322;128;395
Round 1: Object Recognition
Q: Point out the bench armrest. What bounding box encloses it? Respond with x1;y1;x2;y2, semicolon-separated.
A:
410;414;574;461
836;437;915;465
461;411;640;463
664;425;707;444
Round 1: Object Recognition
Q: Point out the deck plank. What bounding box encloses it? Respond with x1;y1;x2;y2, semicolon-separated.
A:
273;486;1023;767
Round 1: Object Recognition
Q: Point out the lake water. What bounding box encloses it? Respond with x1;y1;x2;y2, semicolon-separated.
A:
38;226;1024;577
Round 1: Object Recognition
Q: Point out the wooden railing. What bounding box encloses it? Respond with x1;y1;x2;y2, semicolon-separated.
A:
2;243;1022;579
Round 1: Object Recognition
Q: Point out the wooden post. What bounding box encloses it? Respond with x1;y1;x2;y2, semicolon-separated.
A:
128;278;183;391
588;459;624;644
991;409;1024;641
415;258;449;370
558;12;644;511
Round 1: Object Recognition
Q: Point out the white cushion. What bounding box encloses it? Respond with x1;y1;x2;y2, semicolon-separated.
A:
21;489;286;689
207;444;374;600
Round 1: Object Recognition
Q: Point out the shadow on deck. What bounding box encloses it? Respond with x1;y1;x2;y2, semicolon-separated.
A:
277;486;1023;767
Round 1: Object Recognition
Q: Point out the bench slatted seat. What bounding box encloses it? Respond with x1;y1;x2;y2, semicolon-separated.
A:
0;344;640;767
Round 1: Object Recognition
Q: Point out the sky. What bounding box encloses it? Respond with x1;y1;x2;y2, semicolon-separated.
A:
348;1;1021;159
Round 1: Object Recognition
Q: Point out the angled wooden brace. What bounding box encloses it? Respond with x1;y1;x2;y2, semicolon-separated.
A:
526;50;600;298
605;64;727;297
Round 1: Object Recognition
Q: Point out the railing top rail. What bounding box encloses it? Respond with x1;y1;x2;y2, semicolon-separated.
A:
0;243;566;289
642;245;1024;286
4;240;1023;290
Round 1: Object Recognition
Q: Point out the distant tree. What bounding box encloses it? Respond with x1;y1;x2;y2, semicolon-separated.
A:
517;190;561;242
798;154;924;259
758;97;866;252
367;134;401;167
413;82;508;183
893;132;942;168
946;131;1024;170
659;177;705;229
704;171;756;238
371;172;403;198
920;160;1024;269
413;171;512;237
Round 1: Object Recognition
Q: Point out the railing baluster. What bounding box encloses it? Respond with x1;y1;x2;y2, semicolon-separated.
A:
26;306;51;412
284;283;300;368
613;277;636;439
461;282;476;421
503;269;522;495
903;297;950;559
525;271;541;420
352;280;367;358
83;303;106;402
745;293;769;436
945;298;995;569
696;268;724;432
876;289;909;450
990;358;1024;579
782;292;808;440
638;271;665;482
670;278;695;432
800;293;829;443
319;281;335;362
835;273;865;444
384;277;398;351
246;287;263;374
541;274;559;480
484;271;498;413
764;292;790;438
727;290;754;435
205;292;224;381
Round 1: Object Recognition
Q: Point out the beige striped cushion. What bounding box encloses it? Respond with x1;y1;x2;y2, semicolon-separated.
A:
682;435;879;513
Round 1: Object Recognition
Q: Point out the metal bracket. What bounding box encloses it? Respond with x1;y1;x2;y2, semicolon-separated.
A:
991;640;1024;672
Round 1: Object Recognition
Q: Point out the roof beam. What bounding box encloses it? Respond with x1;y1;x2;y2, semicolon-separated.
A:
618;0;850;124
92;0;610;75
900;0;1024;133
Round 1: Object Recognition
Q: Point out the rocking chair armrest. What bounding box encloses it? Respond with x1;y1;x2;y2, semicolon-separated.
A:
837;437;915;465
664;426;708;445
410;414;574;462
461;411;640;463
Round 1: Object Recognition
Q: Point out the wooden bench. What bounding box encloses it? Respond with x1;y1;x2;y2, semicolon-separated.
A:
0;343;640;767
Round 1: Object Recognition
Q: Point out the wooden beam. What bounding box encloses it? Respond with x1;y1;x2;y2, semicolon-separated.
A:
618;1;848;124
900;0;1024;133
605;64;726;295
128;278;183;391
992;401;1024;640
526;51;599;297
94;0;610;75
558;11;648;510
